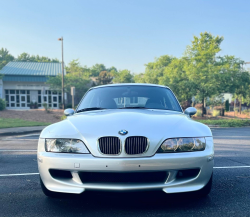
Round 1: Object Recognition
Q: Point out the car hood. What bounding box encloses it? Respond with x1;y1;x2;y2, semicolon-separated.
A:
40;109;212;157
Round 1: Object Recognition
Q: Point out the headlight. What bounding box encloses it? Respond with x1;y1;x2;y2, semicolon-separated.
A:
45;139;90;154
157;137;206;153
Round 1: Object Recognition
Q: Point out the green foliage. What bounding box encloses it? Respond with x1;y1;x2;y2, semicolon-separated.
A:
90;64;107;77
242;109;250;116
0;118;51;128
16;52;59;62
112;69;134;83
97;71;113;85
0;48;14;70
61;115;67;120
135;32;250;113
42;103;51;113
47;59;91;103
0;98;6;110
135;55;175;84
212;110;220;117
184;32;223;105
197;119;250;127
194;109;202;117
225;100;229;112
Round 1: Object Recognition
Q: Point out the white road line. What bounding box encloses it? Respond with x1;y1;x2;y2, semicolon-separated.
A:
214;166;250;169
0;173;39;177
0;150;36;152
0;166;249;177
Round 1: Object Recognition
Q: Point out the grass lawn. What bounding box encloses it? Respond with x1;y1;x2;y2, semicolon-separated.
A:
196;118;250;127
0;118;51;129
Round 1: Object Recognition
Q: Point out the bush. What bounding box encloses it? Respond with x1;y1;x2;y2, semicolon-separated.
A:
42;103;51;113
242;109;250;116
0;98;6;110
195;103;206;114
212;110;220;117
213;106;224;116
194;109;202;117
61;115;67;120
197;119;250;127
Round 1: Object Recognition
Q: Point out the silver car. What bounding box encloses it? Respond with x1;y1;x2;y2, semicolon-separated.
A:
38;84;214;197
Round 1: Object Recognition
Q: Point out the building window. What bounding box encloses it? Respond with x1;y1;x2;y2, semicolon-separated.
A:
20;90;26;94
21;96;25;102
38;90;41;94
5;90;9;94
38;96;41;103
16;95;20;103
53;96;57;102
16;90;19;94
27;95;30;103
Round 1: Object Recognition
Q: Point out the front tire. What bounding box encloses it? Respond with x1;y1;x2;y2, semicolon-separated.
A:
40;177;62;198
195;173;213;197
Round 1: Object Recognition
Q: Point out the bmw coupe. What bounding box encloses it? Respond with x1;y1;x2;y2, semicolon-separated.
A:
38;84;214;197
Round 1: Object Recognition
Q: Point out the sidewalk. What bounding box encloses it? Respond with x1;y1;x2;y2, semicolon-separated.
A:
0;126;46;137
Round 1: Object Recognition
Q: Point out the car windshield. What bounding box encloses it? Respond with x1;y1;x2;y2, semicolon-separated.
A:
76;85;182;112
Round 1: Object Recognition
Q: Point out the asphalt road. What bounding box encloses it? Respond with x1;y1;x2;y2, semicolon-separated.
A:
0;128;250;217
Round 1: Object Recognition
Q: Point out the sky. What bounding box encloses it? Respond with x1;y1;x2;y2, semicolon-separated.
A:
1;0;250;73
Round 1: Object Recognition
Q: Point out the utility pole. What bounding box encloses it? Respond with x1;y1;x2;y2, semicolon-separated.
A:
58;37;64;110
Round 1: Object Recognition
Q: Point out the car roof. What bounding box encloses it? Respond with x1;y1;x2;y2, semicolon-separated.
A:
90;83;170;90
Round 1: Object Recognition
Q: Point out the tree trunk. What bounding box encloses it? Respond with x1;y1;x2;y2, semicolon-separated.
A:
202;97;205;117
239;96;242;114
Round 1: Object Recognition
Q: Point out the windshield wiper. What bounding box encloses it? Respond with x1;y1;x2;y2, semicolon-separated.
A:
119;106;147;109
76;107;105;113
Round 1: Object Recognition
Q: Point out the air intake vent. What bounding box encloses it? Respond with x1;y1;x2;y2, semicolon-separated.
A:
125;136;148;155
98;137;121;155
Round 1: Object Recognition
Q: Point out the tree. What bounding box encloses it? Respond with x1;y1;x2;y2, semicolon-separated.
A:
159;58;194;103
0;48;14;70
184;32;224;116
16;52;59;62
65;59;91;77
90;64;107;77
97;71;113;85
138;55;175;84
112;69;134;83
47;59;91;105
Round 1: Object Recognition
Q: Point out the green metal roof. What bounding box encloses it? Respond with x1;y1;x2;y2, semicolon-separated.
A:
0;62;65;76
3;75;48;82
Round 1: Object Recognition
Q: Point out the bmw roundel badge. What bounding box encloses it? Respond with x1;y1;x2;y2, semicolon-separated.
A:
118;129;128;135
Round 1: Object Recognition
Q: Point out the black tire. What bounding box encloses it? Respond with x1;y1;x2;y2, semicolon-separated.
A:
40;177;62;198
194;173;213;197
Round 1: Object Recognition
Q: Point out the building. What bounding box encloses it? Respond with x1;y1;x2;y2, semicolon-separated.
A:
0;62;65;109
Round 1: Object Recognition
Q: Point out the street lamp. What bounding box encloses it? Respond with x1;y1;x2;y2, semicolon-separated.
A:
58;37;64;110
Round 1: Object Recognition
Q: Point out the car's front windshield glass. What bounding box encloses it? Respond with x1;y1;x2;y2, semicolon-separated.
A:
76;85;182;112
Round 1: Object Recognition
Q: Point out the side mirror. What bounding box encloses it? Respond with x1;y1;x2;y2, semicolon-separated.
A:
184;107;197;117
64;108;75;116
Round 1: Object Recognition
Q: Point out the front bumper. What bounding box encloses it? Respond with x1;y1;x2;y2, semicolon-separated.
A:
38;137;214;194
